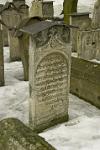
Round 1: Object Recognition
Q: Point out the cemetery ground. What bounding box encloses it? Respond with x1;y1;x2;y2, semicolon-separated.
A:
0;47;100;150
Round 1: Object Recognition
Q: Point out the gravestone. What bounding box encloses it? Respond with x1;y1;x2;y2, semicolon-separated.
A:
1;2;29;61
0;118;56;150
0;29;4;86
0;4;8;46
16;16;43;81
0;4;3;29
13;0;25;7
30;0;54;19
77;29;100;60
70;12;91;52
92;0;100;28
21;21;71;132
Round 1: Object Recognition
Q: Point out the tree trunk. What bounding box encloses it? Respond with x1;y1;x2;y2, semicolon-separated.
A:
63;0;78;24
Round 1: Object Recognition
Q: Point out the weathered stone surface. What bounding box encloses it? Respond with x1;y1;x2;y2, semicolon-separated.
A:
77;29;100;60
17;17;42;81
70;12;91;52
8;30;21;61
0;30;4;86
1;2;29;61
23;21;71;132
0;118;56;150
30;1;54;19
92;0;100;28
70;57;100;108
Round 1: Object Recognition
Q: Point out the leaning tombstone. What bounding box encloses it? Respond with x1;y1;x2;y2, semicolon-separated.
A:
1;2;29;61
0;28;4;86
21;21;71;132
70;12;91;52
16;16;43;81
30;0;54;19
0;118;56;150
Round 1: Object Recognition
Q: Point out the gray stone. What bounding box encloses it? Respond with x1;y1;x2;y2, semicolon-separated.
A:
0;118;56;150
77;29;100;60
70;56;100;109
30;1;54;19
70;12;91;52
22;21;71;132
0;29;4;86
1;2;29;61
16;16;43;81
92;0;100;28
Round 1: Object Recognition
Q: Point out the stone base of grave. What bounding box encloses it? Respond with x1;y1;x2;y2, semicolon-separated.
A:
29;113;69;133
0;118;56;150
70;57;100;108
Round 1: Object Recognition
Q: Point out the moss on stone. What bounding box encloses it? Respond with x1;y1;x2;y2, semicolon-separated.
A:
0;118;56;150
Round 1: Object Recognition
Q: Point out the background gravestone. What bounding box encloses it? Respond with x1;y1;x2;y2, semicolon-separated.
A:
30;0;54;19
16;16;43;81
0;4;3;30
0;118;56;150
0;29;4;86
77;29;100;60
92;0;100;28
1;2;29;61
70;12;91;52
22;21;71;132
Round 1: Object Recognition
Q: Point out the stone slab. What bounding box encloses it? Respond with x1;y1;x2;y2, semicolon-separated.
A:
70;56;100;108
0;118;56;150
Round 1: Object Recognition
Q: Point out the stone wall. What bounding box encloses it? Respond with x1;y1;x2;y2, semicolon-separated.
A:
70;57;100;108
29;24;71;132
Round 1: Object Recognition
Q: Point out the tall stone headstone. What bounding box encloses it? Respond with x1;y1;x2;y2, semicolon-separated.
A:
1;2;29;61
30;0;54;19
0;29;4;86
22;21;71;132
70;12;91;52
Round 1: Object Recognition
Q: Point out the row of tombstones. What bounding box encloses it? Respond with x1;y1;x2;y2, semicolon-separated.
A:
0;0;100;132
70;0;100;60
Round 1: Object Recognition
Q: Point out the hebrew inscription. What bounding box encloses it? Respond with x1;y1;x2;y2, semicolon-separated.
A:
35;52;68;105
